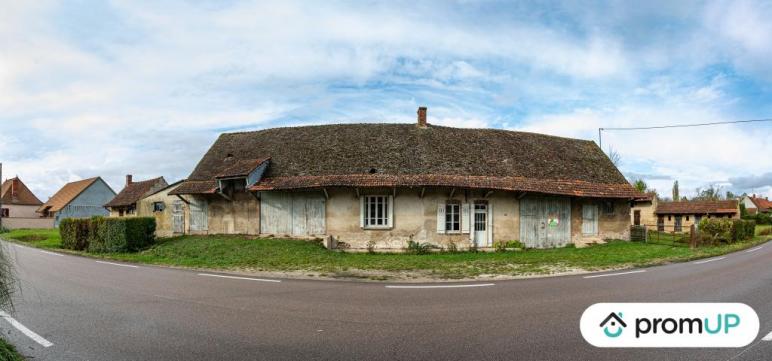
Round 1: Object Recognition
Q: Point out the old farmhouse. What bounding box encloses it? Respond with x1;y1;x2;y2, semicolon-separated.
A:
170;108;640;250
654;200;739;232
37;177;116;227
1;177;53;229
136;180;186;238
105;175;168;217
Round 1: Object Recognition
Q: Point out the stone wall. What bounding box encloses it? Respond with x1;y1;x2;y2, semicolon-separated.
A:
571;199;631;247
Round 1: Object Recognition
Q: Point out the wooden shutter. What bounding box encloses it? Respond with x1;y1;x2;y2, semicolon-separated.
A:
436;203;446;233
486;203;493;245
461;203;471;234
387;196;394;228
359;197;365;228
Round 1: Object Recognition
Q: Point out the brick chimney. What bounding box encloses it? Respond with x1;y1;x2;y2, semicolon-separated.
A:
126;174;133;186
11;178;19;200
417;106;427;128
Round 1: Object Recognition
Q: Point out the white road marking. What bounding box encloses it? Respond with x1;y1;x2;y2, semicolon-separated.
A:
39;250;63;257
693;256;726;265
745;246;763;253
198;273;281;283
763;331;772;341
385;283;495;289
583;270;646;279
95;260;139;268
0;311;54;348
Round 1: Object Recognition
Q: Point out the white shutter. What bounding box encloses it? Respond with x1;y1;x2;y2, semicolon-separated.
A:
461;203;471;234
486;203;493;246
436;203;446;233
359;197;365;228
387;195;394;228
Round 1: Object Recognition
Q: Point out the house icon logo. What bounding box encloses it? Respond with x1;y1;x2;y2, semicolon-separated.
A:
600;312;626;338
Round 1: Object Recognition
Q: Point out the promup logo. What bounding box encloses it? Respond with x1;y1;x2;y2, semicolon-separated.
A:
600;312;626;338
581;303;759;348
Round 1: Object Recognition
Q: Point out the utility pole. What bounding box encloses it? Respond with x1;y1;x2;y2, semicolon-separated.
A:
598;128;603;150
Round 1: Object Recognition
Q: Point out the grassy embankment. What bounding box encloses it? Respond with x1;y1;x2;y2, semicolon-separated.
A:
2;227;769;280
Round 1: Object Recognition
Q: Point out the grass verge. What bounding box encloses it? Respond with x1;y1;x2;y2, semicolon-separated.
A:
1;228;770;280
0;337;24;361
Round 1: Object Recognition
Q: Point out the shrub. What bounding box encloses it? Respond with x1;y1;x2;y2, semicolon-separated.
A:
698;218;755;244
506;240;524;249
0;226;8;234
0;243;17;312
405;240;435;255
493;241;507;252
59;218;91;250
61;217;156;253
445;241;458;253
366;240;376;254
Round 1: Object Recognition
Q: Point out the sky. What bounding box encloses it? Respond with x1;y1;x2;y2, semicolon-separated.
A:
1;0;771;200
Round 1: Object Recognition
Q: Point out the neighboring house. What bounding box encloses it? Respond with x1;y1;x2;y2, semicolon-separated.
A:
630;192;658;227
654;200;739;232
0;177;53;229
136;180;186;237
105;175;168;217
37;177;116;227
740;194;771;215
170;107;640;249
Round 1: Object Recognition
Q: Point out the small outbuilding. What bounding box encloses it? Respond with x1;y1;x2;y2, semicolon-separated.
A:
105;175;168;217
1;177;53;229
654;200;739;232
136;180;186;238
37;177;116;227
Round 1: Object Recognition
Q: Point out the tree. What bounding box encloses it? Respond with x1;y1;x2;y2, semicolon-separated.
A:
725;191;736;200
633;179;648;192
607;147;621;167
672;180;680;202
694;184;722;201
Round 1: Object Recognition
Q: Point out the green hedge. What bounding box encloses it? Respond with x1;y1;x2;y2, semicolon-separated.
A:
698;218;755;244
59;217;156;253
744;212;771;225
59;218;91;250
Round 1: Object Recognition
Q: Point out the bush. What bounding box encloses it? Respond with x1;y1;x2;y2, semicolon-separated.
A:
698;218;755;244
405;240;435;255
61;217;156;253
494;240;525;252
0;226;8;234
59;218;90;250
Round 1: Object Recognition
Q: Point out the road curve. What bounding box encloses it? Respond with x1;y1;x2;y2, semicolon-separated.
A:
1;240;771;361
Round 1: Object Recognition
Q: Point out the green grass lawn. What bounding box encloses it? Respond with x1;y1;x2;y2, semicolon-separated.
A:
2;228;769;280
0;337;24;361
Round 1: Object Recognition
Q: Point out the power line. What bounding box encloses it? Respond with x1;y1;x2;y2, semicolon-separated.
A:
598;118;772;148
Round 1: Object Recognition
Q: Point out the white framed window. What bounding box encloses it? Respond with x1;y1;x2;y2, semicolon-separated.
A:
445;203;460;232
361;195;393;229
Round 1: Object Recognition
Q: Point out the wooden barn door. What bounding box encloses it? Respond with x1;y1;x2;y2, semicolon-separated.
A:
582;204;598;235
520;197;571;248
261;192;325;236
172;201;184;234
189;198;208;232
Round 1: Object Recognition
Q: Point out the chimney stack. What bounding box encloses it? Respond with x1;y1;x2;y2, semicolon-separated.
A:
11;178;19;199
417;106;427;128
126;174;133;186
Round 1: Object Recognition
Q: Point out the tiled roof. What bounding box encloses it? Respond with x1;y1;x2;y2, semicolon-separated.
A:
169;180;218;195
655;200;739;215
1;177;43;206
174;123;638;198
749;196;772;212
105;177;168;208
250;174;641;198
37;177;101;213
216;158;270;179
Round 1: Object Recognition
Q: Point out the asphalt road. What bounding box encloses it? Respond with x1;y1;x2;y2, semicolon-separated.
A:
1;240;770;361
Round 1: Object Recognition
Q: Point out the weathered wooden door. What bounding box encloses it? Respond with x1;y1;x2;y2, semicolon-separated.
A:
520;197;571;248
189;198;208;232
261;192;325;236
172;201;184;234
674;215;683;232
633;210;641;226
582;204;598;235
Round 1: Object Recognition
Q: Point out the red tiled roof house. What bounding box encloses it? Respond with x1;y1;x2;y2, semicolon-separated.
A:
170;107;642;249
0;177;54;229
105;175;168;217
654;200;739;232
740;194;771;215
